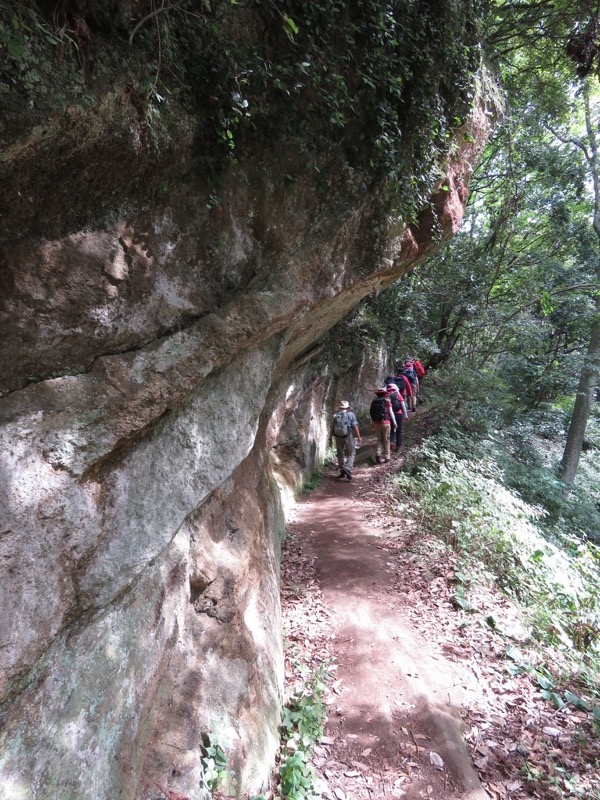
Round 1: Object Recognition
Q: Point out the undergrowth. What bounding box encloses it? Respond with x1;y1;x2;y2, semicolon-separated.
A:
395;366;600;692
193;664;329;800
278;662;329;800
251;662;330;800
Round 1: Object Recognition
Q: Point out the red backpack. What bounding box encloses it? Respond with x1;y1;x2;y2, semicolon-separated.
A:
413;360;426;379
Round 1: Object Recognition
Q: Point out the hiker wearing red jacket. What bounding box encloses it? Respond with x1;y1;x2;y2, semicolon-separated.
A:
403;360;419;411
394;370;413;402
411;358;426;404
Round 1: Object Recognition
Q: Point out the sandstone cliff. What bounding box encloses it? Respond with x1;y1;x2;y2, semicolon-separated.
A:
0;2;496;797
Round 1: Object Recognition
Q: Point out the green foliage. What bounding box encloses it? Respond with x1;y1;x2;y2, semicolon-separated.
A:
282;664;328;749
0;0;484;221
0;3;84;106
277;662;329;800
500;408;600;542
299;458;329;495
279;750;315;800
200;730;237;796
300;474;321;494
361;51;599;385
397;371;600;658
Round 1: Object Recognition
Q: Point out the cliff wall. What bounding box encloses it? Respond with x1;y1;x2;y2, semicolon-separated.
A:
0;3;496;797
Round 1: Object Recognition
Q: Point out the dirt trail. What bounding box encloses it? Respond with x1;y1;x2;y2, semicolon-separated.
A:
287;421;489;800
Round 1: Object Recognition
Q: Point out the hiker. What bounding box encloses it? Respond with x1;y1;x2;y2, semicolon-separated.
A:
412;358;426;404
413;358;426;381
393;367;413;406
403;360;419;412
329;400;362;480
369;387;396;463
386;383;408;452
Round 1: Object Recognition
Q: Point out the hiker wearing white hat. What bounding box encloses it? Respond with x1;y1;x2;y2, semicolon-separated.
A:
329;400;362;480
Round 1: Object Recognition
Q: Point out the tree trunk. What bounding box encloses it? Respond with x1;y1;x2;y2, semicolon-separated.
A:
559;80;600;486
559;303;600;486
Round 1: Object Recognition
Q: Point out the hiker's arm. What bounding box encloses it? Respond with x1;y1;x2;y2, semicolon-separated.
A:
388;402;397;429
352;422;362;442
401;399;408;419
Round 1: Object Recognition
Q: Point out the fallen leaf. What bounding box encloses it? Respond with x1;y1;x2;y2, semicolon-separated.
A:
429;751;444;770
542;727;562;738
506;779;522;791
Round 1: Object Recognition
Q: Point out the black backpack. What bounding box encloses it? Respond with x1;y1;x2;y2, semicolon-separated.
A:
388;391;401;413
393;375;408;397
369;397;388;422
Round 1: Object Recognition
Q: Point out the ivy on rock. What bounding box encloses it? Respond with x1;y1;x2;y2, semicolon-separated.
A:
0;0;485;224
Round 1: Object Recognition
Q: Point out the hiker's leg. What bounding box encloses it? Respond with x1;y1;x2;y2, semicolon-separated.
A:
345;435;356;472
335;438;345;471
395;416;403;448
383;426;391;460
374;424;384;458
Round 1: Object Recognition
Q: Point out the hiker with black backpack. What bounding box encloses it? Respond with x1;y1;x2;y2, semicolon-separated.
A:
329;400;362;480
386;383;409;452
369;387;396;463
393;367;413;406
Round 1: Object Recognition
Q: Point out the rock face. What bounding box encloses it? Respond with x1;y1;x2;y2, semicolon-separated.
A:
0;3;496;797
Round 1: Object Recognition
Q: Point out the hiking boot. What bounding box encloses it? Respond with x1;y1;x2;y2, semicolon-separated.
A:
345;469;352;480
375;455;381;464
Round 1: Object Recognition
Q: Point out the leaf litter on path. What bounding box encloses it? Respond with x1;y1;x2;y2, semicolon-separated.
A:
281;422;600;800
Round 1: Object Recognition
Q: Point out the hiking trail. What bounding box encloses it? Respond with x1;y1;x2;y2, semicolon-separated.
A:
284;414;487;799
283;403;579;800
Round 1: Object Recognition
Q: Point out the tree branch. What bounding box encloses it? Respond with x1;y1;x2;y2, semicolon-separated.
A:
129;0;184;45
